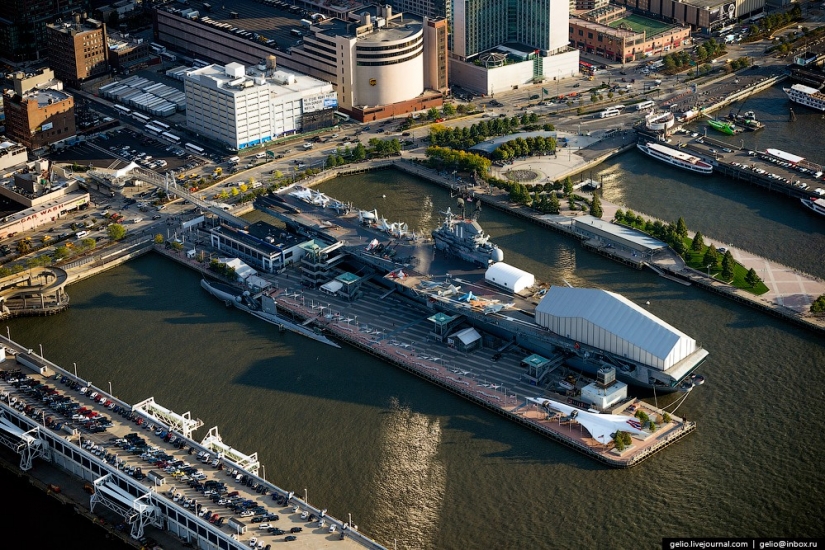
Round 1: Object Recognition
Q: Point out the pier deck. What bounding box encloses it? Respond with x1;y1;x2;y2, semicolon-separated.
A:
0;340;383;550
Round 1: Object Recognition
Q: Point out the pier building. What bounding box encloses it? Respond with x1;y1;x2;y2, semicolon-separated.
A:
209;223;308;273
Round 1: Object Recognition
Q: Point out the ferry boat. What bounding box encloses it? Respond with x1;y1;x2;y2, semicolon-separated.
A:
800;196;825;217
783;83;825;112
707;118;737;135
200;279;340;347
636;141;713;174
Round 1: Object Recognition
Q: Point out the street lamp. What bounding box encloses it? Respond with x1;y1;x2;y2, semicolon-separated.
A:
108;381;113;396
73;363;78;378
706;264;712;277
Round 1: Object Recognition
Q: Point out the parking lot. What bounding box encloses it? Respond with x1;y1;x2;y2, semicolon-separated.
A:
0;365;368;549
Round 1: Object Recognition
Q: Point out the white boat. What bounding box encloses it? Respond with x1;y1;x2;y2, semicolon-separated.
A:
783;84;825;112
800;196;825;217
636;141;713;174
200;279;340;348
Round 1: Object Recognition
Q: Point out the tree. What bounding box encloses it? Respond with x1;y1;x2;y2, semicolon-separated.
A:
54;246;70;260
721;250;735;280
548;191;560;214
427;107;440;120
81;238;96;250
811;294;825;315
352;142;367;161
691;231;705;252
154;234;164;244
662;412;672;424
745;268;761;288
676;217;688;239
702;246;719;269
563;177;573;197
634;409;650;425
442;103;456;116
108;223;127;241
589;191;603;218
16;239;31;254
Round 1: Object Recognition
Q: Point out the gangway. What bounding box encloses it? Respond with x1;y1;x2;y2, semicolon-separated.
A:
200;426;260;475
131;397;203;439
0;412;50;470
90;474;162;539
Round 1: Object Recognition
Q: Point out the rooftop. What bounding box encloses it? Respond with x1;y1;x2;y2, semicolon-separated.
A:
184;63;331;97
47;18;105;35
30;88;72;108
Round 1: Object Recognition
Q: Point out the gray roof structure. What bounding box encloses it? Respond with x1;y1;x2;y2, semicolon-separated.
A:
535;287;697;370
574;216;667;253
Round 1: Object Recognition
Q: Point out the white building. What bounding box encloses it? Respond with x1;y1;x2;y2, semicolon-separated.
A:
183;62;336;151
0;141;29;174
448;0;579;94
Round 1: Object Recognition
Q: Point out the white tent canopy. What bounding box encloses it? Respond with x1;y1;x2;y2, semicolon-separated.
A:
485;262;535;293
219;257;257;280
321;280;343;295
535;287;698;371
453;327;481;345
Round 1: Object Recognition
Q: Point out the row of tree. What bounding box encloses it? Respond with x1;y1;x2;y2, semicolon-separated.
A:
490;135;557;161
424;146;491;174
747;5;802;39
428;114;540;150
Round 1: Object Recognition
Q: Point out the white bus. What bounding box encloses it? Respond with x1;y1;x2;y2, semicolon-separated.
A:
145;124;164;136
151;120;171;131
599;108;620;119
162;132;181;144
333;110;350;122
132;112;151;124
636;100;655;111
185;142;205;155
149;42;167;54
113;104;132;116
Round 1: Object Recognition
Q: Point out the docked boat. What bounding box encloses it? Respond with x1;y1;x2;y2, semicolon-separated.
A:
728;111;764;131
432;206;505;267
707;118;737;135
200;279;340;348
783;83;825;112
636;141;713;174
800;196;825;217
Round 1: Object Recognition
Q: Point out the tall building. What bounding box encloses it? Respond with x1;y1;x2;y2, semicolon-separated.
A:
453;0;570;60
613;0;765;31
423;17;449;93
46;15;110;87
0;0;90;64
107;30;151;75
3;72;76;151
183;62;336;151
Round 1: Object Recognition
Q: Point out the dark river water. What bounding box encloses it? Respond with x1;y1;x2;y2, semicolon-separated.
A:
3;83;825;549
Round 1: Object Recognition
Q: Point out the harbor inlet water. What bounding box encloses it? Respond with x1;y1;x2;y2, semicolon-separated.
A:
4;84;825;548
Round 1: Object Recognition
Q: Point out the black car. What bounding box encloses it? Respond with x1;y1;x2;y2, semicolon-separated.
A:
284;536;297;542
492;353;502;362
290;527;302;533
268;528;285;535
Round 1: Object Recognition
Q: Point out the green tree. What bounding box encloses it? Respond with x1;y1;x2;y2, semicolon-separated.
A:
16;239;31;254
54;245;70;259
745;268;761;287
352;142;367;161
721;250;735;280
810;294;825;315
170;241;184;252
676;217;688;239
563;177;573;197
107;223;127;241
548;191;560;214
427;107;440;120
81;238;96;250
635;409;650;425
442;103;456;116
589;191;603;218
702;246;719;269
662;412;672;424
154;234;164;244
691;231;705;252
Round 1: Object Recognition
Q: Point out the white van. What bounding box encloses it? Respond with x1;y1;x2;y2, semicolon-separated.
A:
302;143;314;150
254;152;266;159
251;182;263;189
75;231;88;239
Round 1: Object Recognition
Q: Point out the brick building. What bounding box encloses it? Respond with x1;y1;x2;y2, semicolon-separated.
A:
3;73;76;151
46;15;109;87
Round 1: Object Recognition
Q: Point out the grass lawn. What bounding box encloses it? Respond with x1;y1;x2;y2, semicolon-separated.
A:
683;240;769;296
609;14;675;36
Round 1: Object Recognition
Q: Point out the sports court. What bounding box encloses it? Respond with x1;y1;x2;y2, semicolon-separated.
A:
608;14;675;36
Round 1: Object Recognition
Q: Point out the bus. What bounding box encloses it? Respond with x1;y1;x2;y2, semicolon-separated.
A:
333;110;350;123
579;61;595;76
636;100;655;111
598;108;620;119
151;120;171;131
145;124;163;136
185;142;205;155
113;104;132;116
132;112;151;124
193;59;209;68
290;29;303;37
149;42;167;54
162;132;181;144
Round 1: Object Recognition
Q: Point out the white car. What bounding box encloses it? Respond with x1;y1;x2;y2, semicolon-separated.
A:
248;538;257;547
258;523;272;530
240;510;254;517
